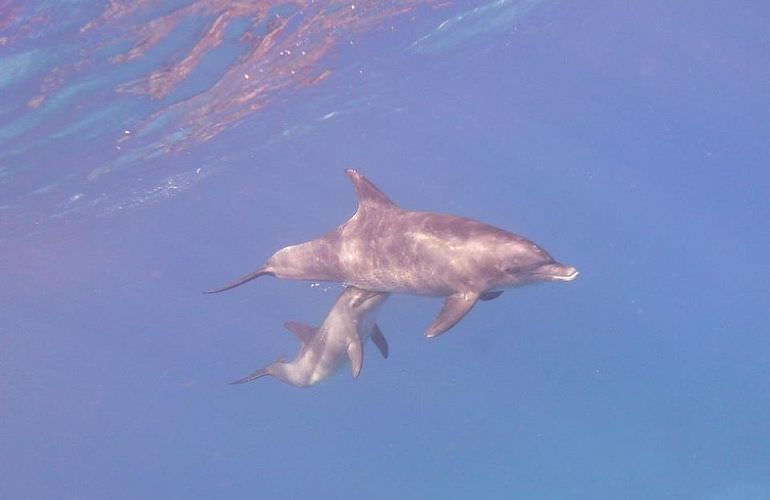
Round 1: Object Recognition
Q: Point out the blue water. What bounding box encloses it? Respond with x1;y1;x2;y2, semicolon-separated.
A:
2;1;769;498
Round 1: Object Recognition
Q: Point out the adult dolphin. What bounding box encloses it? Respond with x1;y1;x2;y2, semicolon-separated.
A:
208;169;578;338
231;286;390;387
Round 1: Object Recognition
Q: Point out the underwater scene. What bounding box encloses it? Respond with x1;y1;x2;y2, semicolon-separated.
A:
1;1;769;498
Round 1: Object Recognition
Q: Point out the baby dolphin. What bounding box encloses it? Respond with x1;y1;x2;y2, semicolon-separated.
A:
209;169;578;338
231;286;390;387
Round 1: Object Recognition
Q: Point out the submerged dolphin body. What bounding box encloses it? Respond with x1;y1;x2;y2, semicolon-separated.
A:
231;286;390;387
209;169;578;338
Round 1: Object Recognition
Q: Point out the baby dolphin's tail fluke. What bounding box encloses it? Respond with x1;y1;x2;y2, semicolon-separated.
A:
230;368;270;385
230;356;287;385
205;268;275;294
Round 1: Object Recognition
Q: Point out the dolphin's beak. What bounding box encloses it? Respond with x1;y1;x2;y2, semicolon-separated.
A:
540;263;579;282
553;267;579;281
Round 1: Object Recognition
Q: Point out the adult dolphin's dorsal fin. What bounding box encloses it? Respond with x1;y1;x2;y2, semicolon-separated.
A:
345;169;397;214
347;337;364;378
284;321;318;344
371;324;389;359
425;291;480;338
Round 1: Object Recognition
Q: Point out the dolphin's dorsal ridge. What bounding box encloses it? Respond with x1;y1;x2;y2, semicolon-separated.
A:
284;321;318;343
345;169;396;213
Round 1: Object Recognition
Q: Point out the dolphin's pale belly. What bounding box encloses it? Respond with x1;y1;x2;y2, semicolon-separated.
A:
306;353;346;385
337;242;459;294
340;267;460;296
283;331;348;386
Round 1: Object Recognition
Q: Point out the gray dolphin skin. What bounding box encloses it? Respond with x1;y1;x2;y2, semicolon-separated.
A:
208;169;578;338
231;286;390;387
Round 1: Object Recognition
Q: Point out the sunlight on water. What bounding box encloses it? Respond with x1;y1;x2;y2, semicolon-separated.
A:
0;0;453;228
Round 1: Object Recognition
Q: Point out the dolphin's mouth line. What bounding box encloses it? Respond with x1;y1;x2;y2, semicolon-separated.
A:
550;270;579;282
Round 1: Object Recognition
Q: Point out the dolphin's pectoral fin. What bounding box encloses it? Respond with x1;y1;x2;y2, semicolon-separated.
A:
284;321;318;344
371;323;389;359
204;267;274;294
347;338;364;378
345;169;397;213
426;291;480;338
230;355;287;385
480;290;503;301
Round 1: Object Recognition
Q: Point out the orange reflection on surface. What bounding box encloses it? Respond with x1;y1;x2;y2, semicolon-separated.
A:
90;0;444;153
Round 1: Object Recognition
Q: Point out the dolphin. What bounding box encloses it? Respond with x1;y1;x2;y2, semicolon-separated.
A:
231;286;390;387
208;169;578;338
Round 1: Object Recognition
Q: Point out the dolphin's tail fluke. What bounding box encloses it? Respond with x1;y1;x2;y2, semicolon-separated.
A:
230;356;287;385
230;368;271;385
204;268;274;294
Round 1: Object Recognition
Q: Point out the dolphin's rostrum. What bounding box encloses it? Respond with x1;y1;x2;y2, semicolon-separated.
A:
231;286;390;387
208;169;578;338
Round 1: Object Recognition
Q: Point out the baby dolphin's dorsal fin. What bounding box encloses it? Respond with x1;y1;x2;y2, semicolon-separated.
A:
345;169;397;214
284;321;318;344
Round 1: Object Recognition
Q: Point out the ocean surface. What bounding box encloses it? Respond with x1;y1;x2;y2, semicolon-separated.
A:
2;1;769;498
